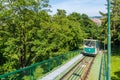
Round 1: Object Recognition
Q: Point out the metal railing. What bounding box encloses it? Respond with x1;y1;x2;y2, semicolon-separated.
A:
99;52;107;80
0;49;82;80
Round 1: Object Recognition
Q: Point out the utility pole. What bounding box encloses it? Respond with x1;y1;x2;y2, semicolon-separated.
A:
107;0;111;80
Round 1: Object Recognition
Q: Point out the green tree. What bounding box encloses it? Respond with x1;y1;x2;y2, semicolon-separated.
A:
100;0;120;46
111;0;120;45
81;14;98;39
0;0;50;74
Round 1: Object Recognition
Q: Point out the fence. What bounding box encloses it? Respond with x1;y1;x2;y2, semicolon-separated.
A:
99;52;107;80
0;49;82;80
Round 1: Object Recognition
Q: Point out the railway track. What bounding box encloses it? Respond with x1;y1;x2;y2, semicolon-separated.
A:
59;56;95;80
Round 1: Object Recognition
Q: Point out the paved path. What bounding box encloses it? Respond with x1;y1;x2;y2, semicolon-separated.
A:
87;51;103;80
40;54;83;80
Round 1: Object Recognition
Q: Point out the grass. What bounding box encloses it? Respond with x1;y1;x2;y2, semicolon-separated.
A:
111;46;120;80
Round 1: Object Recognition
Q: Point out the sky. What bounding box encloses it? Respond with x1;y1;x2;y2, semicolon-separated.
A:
49;0;107;17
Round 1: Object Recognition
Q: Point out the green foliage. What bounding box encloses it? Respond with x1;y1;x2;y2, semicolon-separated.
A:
81;14;99;39
111;47;120;80
0;1;100;75
34;66;44;79
100;0;120;46
0;50;81;80
111;0;120;45
0;0;50;74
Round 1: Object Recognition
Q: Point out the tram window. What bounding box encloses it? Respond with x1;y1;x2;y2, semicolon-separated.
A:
84;40;95;47
84;41;91;46
90;41;95;47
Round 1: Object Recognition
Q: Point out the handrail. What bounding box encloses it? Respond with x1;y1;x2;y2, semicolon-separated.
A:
0;49;82;80
99;53;107;80
99;53;103;80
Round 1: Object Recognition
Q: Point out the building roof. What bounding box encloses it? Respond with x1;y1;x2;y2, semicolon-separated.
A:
91;18;102;26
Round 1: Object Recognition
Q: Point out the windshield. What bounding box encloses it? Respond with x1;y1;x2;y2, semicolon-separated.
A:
84;40;95;47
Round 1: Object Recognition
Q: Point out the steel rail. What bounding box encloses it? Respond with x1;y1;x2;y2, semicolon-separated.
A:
80;57;95;80
59;56;94;80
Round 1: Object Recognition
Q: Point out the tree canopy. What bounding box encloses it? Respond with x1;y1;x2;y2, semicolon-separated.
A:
100;0;120;46
0;0;101;74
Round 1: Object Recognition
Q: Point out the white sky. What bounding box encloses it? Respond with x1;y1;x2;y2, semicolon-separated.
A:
49;0;107;16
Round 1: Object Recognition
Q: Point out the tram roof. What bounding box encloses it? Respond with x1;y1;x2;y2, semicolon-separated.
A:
84;39;98;41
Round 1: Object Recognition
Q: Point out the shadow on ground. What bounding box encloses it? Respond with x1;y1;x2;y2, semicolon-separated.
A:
111;46;120;80
111;71;120;80
111;46;120;56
